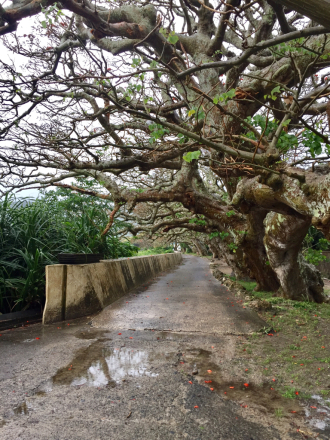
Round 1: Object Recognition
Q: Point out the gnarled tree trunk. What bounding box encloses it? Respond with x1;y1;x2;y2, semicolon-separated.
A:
192;238;209;257
207;236;251;280
242;209;280;292
264;212;325;302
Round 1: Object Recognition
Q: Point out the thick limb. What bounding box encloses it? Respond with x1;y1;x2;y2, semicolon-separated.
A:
242;209;280;292
264;212;325;303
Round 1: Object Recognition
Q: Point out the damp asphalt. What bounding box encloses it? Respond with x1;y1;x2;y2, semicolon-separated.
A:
0;255;307;439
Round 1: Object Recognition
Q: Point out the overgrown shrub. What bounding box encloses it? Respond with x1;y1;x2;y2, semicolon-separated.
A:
0;189;137;314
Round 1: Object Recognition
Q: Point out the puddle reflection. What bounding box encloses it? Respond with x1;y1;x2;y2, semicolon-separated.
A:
52;343;158;389
305;395;330;432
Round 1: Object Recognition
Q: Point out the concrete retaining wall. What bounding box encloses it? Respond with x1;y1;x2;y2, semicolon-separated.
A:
43;253;182;324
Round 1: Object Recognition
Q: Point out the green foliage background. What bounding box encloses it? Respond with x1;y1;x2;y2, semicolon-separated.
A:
0;187;137;314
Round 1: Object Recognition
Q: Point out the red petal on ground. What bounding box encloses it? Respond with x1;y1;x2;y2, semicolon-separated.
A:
35;337;40;340
118;333;122;335
129;337;133;339
189;381;192;384
210;388;214;391
244;383;249;387
194;406;199;408
207;370;212;373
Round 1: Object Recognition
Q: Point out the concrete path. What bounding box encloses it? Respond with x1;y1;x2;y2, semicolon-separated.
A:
0;255;282;440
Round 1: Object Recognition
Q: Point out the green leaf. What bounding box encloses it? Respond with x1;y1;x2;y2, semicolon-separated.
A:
271;86;281;95
282;119;291;127
168;31;179;45
227;89;236;99
197;110;205;121
41;21;47;28
188;109;196;117
183;150;201;162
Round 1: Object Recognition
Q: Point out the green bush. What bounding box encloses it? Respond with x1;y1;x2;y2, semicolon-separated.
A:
303;226;329;265
0;189;137;314
138;246;174;256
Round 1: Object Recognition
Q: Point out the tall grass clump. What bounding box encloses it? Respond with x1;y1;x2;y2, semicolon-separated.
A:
0;188;137;314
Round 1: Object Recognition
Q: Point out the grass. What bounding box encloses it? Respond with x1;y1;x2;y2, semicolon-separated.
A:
274;408;283;418
229;278;330;402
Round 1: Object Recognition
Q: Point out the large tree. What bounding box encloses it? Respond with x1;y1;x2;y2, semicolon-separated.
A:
1;0;330;301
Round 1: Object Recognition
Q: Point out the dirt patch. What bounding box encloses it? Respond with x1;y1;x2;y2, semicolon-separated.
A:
210;261;330;438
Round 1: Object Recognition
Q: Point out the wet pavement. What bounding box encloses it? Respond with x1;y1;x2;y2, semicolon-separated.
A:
0;255;317;439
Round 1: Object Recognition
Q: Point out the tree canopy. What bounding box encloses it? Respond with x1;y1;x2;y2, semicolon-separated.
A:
1;0;330;302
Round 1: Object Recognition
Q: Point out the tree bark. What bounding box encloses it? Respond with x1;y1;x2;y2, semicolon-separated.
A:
272;0;330;29
192;238;209;256
264;212;325;302
207;236;251;280
242;209;280;292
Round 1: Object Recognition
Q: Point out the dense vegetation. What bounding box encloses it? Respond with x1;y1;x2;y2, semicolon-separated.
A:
138;246;174;256
0;187;137;314
1;0;330;302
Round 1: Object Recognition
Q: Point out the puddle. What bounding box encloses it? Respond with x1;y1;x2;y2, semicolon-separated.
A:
14;402;29;415
304;395;330;434
74;329;110;340
34;380;53;396
52;341;159;389
156;331;186;341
